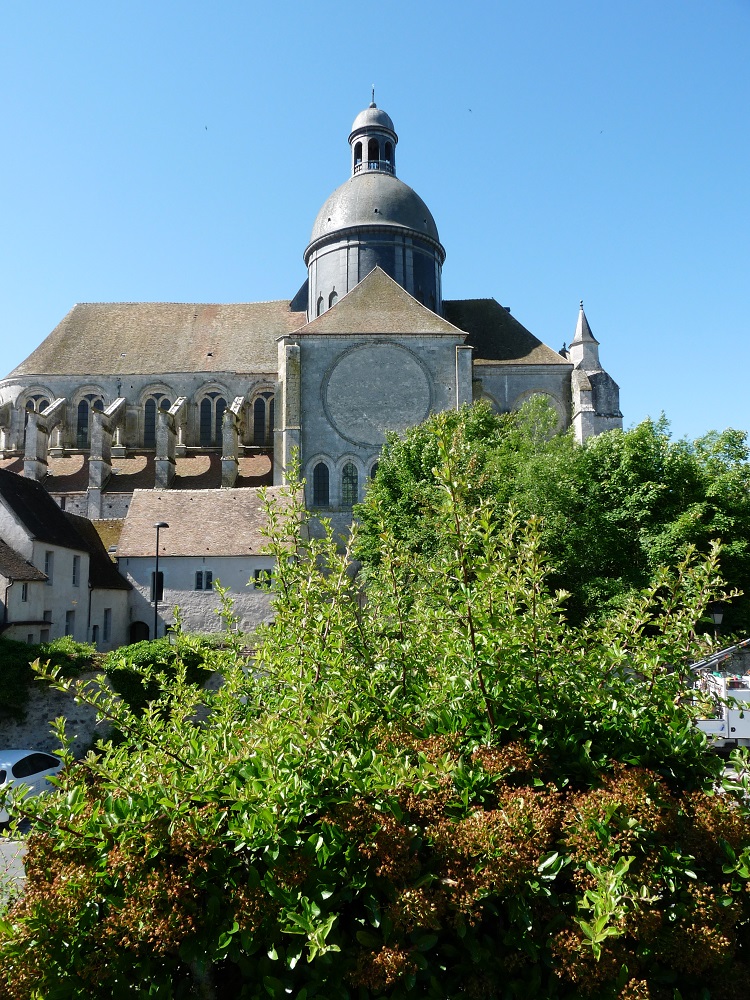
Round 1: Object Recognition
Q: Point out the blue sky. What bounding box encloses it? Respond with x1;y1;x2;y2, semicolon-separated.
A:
2;1;748;442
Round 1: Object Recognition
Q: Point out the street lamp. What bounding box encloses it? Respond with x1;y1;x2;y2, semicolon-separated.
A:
153;521;169;640
709;602;725;643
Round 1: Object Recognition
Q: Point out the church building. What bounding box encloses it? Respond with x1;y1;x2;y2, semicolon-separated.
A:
0;100;622;534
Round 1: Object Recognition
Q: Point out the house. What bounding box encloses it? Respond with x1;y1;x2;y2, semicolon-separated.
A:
0;468;130;648
114;487;288;639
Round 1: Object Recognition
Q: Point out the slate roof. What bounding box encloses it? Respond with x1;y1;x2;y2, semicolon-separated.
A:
443;299;570;366
295;267;465;337
117;488;293;557
0;468;88;549
0;539;47;582
8;302;306;378
64;513;131;591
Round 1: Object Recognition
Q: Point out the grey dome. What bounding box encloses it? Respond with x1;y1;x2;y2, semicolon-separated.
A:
309;171;441;246
349;104;395;137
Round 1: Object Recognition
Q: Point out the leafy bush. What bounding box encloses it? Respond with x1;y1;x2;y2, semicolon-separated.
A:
1;445;749;998
0;636;96;720
101;636;213;715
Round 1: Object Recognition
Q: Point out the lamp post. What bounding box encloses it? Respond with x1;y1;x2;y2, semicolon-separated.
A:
153;521;169;640
709;602;725;643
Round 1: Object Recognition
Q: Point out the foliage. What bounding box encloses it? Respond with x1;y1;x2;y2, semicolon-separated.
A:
101;631;214;715
355;400;750;628
1;443;749;998
0;636;97;721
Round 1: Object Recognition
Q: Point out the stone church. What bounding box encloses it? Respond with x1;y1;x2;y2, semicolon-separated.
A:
0;100;622;531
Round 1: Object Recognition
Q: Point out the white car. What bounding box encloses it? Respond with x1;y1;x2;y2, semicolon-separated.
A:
0;750;63;824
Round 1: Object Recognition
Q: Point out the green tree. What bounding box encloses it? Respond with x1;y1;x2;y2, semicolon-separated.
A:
1;447;749;999
356;401;750;628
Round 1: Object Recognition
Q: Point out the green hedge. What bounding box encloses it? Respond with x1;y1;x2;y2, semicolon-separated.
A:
0;636;97;721
101;637;213;715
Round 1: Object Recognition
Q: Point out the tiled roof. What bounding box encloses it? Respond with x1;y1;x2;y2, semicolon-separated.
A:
0;539;47;582
295;267;465;337
64;513;131;591
8;301;306;378
91;519;125;556
0;468;87;549
117;487;294;557
443;299;570;366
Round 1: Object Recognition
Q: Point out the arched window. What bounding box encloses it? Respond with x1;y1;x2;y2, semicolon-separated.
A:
384;141;393;165
328;290;338;309
342;462;358;508
199;393;227;447
76;394;103;448
317;294;324;317
253;392;275;446
368;138;379;167
354;141;362;169
312;462;329;507
23;395;50;427
143;395;171;449
370;461;379;480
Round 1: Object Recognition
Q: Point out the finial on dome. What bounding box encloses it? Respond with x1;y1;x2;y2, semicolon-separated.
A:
370;85;376;108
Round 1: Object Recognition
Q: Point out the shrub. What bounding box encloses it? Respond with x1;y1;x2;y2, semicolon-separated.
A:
0;636;96;720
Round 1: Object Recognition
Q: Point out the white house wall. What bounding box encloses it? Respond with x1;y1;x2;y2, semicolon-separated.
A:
121;554;276;637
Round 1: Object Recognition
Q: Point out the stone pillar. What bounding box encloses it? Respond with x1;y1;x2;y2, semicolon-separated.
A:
89;410;112;489
23;398;66;481
571;370;596;445
221;397;245;488
155;408;177;489
0;403;11;457
168;396;188;458
275;340;301;486
89;398;126;489
455;345;473;408
23;412;49;481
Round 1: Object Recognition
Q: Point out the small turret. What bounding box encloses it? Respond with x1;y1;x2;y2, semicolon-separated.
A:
568;300;623;443
568;300;600;370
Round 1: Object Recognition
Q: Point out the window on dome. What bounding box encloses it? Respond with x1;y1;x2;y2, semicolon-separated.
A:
384;141;392;164
354;141;362;168
367;138;379;167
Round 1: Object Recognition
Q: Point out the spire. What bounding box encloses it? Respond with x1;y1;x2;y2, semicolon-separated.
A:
371;84;375;107
568;300;601;370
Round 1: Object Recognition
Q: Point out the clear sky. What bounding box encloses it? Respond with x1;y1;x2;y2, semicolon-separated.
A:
2;1;748;442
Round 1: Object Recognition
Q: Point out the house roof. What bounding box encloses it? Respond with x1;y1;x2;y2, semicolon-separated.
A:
91;519;125;556
0;468;88;549
8;301;307;378
64;513;131;591
0;539;47;582
294;267;466;337
117;487;294;557
443;299;570;366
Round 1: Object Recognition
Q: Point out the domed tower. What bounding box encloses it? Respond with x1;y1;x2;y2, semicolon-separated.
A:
304;101;446;319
